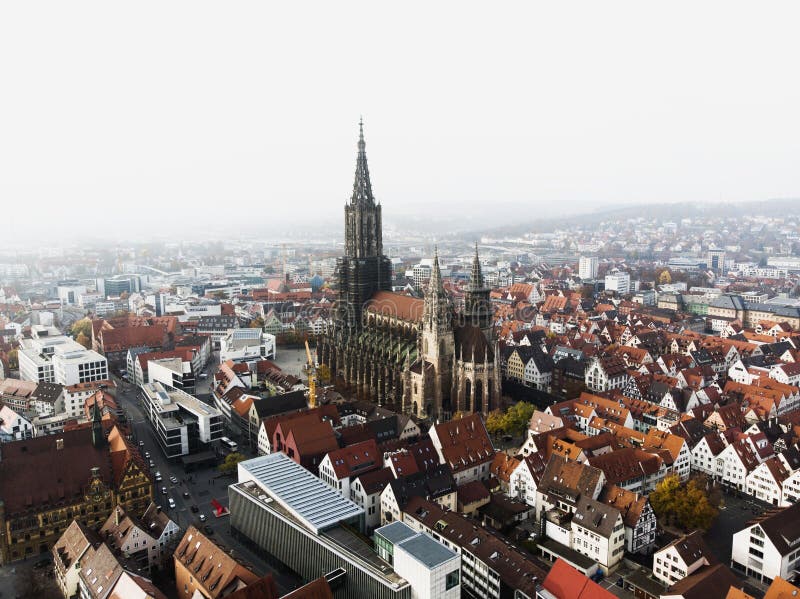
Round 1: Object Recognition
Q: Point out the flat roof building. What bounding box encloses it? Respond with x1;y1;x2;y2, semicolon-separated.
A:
229;453;411;599
139;381;223;458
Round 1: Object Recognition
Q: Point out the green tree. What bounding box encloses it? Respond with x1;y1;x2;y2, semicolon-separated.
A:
650;473;719;531
7;349;18;370
76;332;91;349
317;364;331;384
505;401;535;436
649;473;681;523
485;409;507;437
217;452;246;476
71;317;92;339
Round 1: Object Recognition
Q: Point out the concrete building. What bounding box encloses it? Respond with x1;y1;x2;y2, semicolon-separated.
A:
19;330;108;386
218;328;276;364
375;521;461;599
139;381;223;458
148;356;195;394
579;256;599;280
229;453;411;599
604;270;631;295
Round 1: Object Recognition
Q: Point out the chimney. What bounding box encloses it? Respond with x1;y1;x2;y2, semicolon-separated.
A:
56;438;64;451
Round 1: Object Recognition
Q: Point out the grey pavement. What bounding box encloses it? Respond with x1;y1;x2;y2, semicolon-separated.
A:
113;374;301;595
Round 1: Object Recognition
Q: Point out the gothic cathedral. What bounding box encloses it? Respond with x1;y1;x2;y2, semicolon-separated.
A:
318;120;501;421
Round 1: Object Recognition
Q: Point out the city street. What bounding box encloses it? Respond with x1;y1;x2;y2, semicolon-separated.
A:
113;373;302;594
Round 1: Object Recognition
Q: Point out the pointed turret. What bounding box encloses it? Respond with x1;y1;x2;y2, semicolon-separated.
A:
464;243;493;341
91;397;105;449
468;242;485;291
429;246;445;295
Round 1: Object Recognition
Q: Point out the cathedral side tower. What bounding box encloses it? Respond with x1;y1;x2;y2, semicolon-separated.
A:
464;243;493;342
420;248;455;418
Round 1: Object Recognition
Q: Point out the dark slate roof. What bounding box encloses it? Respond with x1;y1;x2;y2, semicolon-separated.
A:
388;465;456;508
753;502;800;555
253;390;308;418
454;324;494;362
34;382;64;404
573;496;621;538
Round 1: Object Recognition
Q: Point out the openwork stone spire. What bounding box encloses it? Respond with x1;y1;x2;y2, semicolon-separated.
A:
350;116;375;206
469;242;485;291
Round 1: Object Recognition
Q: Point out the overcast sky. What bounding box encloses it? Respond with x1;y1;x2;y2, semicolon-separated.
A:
1;2;799;245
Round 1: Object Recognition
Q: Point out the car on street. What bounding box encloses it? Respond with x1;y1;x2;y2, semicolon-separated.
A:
168;498;176;509
149;460;155;468
144;452;150;458
161;486;167;495
183;491;190;498
155;472;162;482
203;525;213;535
199;513;207;522
190;505;199;513
139;440;144;447
170;476;178;484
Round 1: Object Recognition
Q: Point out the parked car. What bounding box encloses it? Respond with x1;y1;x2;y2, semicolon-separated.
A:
138;440;145;447
144;452;150;459
170;476;178;484
155;474;162;482
161;486;167;495
149;460;155;469
168;498;176;509
183;491;190;499
203;525;213;535
199;513;207;522
190;505;199;513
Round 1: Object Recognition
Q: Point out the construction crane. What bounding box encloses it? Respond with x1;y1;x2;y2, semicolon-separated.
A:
304;339;317;408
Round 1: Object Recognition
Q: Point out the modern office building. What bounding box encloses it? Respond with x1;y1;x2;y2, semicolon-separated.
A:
579;256;599;280
229;453;412;599
219;328;276;364
139;381;223;458
18;328;108;386
147;356;195;394
604;270;631;295
375;522;461;599
96;275;141;298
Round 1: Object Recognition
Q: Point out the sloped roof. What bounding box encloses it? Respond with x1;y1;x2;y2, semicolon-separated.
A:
365;291;424;322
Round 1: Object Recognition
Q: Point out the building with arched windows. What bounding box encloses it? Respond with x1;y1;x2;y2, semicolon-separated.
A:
317;121;500;421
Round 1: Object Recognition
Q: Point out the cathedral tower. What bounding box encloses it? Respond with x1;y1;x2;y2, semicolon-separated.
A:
418;248;454;419
335;119;393;331
464;243;493;340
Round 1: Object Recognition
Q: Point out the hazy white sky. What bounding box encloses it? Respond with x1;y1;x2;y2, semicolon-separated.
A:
1;2;799;243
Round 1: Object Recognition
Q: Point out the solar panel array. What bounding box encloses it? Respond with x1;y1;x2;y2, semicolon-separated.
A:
241;453;364;534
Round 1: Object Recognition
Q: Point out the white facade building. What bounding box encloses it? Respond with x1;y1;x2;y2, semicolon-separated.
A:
579;256;599;280
604;270;631;295
219;328;276;364
19;333;108;386
375;522;461;599
731;503;800;582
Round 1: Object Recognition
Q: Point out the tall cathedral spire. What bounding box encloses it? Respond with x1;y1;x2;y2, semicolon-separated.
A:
351;116;375;207
344;119;383;258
